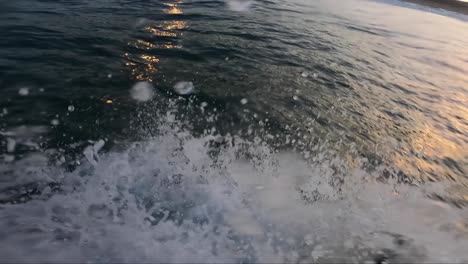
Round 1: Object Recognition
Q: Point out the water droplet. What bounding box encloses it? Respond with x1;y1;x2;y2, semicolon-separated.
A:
225;57;230;61
130;81;154;102
301;72;309;78
173;81;195;95
313;73;318;78
83;140;105;166
51;119;60;126
4;155;14;162
18;87;29;96
107;74;112;79
68;105;75;112
240;98;248;105
293;95;299;101
39;88;45;92
135;18;148;27
93;139;105;152
6;138;16;153
226;0;252;11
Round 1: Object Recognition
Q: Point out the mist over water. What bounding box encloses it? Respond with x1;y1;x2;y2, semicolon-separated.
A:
1;0;468;262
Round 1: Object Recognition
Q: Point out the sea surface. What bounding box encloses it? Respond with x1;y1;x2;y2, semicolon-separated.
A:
0;0;467;262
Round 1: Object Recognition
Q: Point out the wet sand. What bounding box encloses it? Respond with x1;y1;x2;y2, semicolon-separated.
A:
402;0;468;15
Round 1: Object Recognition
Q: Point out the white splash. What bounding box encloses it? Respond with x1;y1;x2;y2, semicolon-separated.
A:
0;126;48;139
0;125;466;263
83;139;105;166
51;119;59;126
240;98;248;105
130;82;155;102
0;126;48;153
173;81;195;95
68;105;75;112
0;111;467;263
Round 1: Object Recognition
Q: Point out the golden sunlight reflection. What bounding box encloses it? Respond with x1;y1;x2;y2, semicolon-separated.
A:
163;1;184;15
163;20;187;31
390;96;468;183
357;82;468;185
144;26;177;37
164;6;183;15
123;1;187;82
141;55;160;63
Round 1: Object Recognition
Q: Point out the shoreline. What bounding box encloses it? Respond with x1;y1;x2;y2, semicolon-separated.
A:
401;0;468;15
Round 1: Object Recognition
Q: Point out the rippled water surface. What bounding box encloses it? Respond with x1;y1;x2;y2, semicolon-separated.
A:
1;0;468;262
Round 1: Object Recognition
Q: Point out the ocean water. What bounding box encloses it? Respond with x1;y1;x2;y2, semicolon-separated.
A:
0;0;467;262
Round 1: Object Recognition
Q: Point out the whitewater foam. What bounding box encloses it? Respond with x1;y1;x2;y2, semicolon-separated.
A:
0;123;467;263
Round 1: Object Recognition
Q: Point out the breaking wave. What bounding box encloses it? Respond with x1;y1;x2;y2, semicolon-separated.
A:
1;114;468;263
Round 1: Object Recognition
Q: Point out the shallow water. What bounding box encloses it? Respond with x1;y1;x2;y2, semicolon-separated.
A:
0;0;468;262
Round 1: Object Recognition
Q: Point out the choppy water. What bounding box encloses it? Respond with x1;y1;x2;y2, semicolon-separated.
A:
1;0;468;262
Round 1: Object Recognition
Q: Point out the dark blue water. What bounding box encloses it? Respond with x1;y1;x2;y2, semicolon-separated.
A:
1;0;468;262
